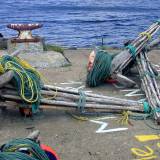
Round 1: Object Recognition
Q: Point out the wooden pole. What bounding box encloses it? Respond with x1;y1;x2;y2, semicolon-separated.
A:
1;88;141;106
0;71;14;88
0;94;144;112
43;85;141;105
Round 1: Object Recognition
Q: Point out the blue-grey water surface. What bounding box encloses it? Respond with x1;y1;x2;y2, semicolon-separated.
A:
0;0;159;47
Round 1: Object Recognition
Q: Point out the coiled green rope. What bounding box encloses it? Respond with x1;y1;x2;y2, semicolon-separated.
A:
86;49;115;87
0;138;49;160
0;152;37;160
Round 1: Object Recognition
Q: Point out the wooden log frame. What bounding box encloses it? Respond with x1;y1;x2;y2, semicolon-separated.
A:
0;93;144;112
4;84;141;105
43;85;140;104
136;52;160;123
0;83;144;113
0;29;160;116
0;87;142;107
110;21;160;87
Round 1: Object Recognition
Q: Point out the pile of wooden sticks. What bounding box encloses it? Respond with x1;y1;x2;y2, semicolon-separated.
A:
0;21;160;124
136;51;160;123
111;20;160;74
0;84;144;113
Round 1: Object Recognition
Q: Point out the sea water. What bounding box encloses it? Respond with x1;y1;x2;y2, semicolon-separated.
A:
0;0;159;47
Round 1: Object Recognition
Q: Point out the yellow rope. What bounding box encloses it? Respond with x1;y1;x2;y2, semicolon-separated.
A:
66;112;89;121
4;61;39;103
0;55;57;102
140;32;152;40
66;111;116;121
16;57;58;100
117;111;131;125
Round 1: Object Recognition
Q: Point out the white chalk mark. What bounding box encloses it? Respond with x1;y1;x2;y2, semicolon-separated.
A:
93;116;116;121
121;89;144;97
112;83;126;89
69;80;83;84
84;90;92;93
90;119;128;133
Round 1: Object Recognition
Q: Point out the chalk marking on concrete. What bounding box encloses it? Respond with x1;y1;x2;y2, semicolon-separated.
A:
90;119;128;133
60;81;83;85
121;89;144;97
135;135;160;142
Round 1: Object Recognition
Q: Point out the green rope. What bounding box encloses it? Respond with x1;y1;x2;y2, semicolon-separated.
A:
86;49;115;87
143;101;151;113
0;152;37;160
125;44;136;58
129;102;160;130
156;19;160;25
140;71;156;79
1;138;49;160
0;55;43;113
152;107;160;113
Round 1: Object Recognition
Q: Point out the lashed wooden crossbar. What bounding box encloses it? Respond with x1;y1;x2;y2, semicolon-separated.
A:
111;21;160;79
136;52;160;123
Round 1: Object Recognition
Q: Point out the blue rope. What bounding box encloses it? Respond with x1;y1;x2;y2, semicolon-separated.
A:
0;138;49;160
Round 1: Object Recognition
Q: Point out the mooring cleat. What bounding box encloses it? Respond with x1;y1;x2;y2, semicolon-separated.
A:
7;23;43;43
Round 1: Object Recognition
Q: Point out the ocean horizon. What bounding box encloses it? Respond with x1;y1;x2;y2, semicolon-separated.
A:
0;0;159;47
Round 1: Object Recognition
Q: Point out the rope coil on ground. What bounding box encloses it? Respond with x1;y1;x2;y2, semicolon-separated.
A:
86;49;115;87
0;55;43;113
0;138;49;160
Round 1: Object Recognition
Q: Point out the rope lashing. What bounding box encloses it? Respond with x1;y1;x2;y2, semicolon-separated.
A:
156;19;160;25
0;138;49;160
153;107;160;113
125;44;136;58
77;90;86;113
0;55;42;113
140;71;156;79
143;101;151;113
140;32;152;40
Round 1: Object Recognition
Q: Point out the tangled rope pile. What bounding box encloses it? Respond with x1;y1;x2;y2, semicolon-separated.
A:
0;138;49;160
86;49;115;87
0;55;43;113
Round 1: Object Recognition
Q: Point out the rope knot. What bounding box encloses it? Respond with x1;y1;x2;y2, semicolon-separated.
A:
125;44;136;58
77;90;86;113
143;101;151;113
140;32;152;40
